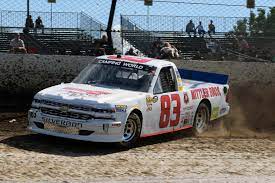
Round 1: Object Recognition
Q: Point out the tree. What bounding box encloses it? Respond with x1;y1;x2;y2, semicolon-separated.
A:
233;18;248;35
255;8;266;34
264;7;275;36
249;11;256;35
233;7;275;37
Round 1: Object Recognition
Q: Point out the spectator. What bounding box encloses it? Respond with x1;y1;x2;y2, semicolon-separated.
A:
238;36;249;53
9;33;27;54
266;48;273;61
125;47;137;56
25;15;34;29
150;40;162;58
232;36;239;50
34;16;44;34
186;20;196;37
171;45;179;58
154;37;164;46
95;35;109;56
192;51;202;60
208;20;216;37
160;42;179;59
160;42;173;59
196;21;206;37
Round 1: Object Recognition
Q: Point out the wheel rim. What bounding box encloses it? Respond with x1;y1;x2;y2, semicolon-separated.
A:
123;119;137;142
195;107;208;133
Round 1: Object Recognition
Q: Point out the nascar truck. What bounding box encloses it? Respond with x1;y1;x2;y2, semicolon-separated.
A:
28;55;230;147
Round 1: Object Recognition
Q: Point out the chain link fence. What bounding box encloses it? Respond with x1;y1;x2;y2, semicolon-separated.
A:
0;0;275;60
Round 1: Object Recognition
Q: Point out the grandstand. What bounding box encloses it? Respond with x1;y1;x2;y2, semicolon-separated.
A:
121;14;274;61
0;1;274;61
0;10;105;55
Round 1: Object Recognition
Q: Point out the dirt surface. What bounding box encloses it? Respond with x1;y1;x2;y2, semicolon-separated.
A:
0;85;274;182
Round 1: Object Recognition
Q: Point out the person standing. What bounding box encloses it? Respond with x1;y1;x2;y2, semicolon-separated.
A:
125;47;137;56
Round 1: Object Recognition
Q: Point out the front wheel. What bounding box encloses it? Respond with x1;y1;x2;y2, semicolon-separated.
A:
119;113;142;148
192;103;210;135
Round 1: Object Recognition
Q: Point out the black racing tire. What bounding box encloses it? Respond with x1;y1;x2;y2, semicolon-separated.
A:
192;103;210;136
119;113;142;148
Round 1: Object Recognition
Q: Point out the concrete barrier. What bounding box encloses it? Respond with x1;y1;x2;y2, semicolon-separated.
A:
0;53;275;95
0;53;274;129
0;53;94;94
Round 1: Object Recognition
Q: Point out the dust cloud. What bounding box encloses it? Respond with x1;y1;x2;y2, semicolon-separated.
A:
202;84;275;139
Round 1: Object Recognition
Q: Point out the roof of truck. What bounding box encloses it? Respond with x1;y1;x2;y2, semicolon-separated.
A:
97;55;174;68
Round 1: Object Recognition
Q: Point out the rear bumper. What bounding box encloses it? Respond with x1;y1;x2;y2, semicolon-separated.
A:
220;105;230;117
28;108;124;142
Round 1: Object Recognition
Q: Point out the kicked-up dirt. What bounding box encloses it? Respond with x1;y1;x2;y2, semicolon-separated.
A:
0;84;274;182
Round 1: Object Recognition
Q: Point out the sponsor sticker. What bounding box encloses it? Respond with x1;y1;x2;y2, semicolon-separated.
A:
98;59;143;70
211;107;219;120
183;106;194;111
145;96;158;112
146;104;153;112
115;105;127;112
191;86;221;100
183;92;189;104
63;87;111;96
146;96;158;104
42;117;82;128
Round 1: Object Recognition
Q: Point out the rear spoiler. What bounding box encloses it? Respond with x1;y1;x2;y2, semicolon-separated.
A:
178;69;229;85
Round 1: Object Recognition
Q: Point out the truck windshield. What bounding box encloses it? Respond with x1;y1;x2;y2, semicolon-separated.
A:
72;59;157;92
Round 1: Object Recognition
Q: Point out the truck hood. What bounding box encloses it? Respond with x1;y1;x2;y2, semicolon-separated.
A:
35;83;145;106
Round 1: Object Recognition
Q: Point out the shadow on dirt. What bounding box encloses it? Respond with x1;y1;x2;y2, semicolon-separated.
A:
0;130;193;157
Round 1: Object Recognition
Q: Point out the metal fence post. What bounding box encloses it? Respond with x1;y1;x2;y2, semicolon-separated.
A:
77;12;79;29
120;14;123;54
0;10;2;33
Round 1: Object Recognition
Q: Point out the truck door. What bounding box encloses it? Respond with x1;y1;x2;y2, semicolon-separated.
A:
150;66;181;134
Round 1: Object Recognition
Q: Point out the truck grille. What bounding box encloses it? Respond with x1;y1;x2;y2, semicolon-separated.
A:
41;108;92;120
35;99;114;113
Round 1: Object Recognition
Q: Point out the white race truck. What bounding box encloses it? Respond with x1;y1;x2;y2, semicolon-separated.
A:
28;55;230;147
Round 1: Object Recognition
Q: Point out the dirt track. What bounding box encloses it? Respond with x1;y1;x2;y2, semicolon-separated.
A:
0;85;275;182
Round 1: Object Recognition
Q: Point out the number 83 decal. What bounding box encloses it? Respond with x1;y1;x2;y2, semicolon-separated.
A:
159;94;181;128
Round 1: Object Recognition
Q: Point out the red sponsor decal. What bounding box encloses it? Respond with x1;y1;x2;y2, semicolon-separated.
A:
159;94;181;128
107;55;152;63
191;86;221;100
63;87;111;96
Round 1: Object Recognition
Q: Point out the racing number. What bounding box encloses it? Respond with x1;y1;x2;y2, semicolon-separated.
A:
159;94;181;128
159;95;170;128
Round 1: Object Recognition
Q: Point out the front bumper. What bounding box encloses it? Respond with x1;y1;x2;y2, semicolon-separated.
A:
28;108;124;142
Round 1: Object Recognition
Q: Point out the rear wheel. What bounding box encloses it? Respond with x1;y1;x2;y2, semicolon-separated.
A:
119;113;142;148
192;103;210;135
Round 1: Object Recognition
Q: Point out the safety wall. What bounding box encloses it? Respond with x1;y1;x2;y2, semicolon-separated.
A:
0;53;275;94
173;60;275;86
0;53;93;94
